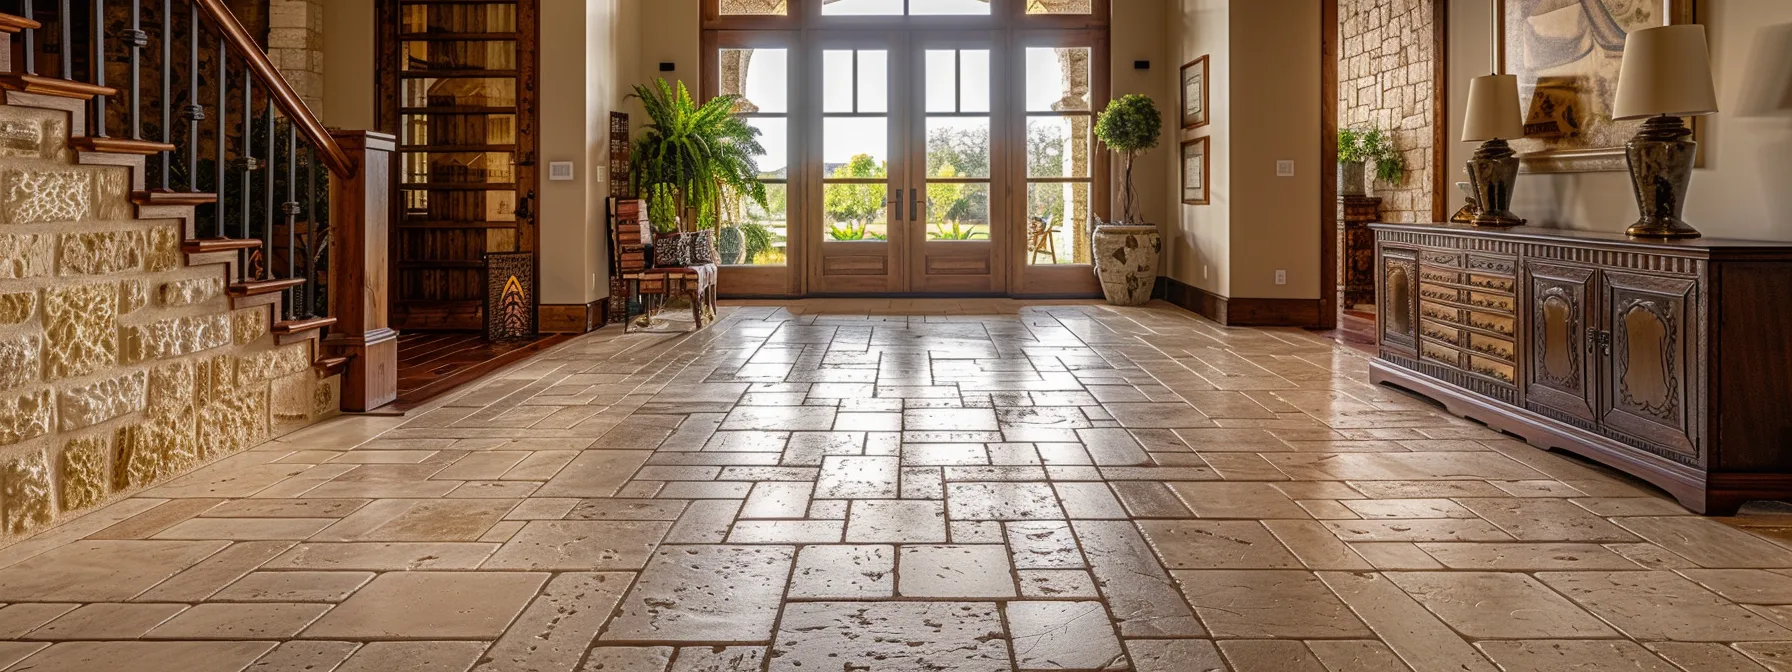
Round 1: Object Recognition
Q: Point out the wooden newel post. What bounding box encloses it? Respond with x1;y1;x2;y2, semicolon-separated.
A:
325;130;399;411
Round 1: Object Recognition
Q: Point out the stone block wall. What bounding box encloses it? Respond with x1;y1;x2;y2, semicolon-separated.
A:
1339;0;1437;223
268;0;326;114
0;101;338;542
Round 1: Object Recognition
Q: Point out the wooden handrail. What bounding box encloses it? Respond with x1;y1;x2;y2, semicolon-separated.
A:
190;0;354;177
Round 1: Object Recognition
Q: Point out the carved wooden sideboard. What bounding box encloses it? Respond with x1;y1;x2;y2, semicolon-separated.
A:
1371;222;1792;514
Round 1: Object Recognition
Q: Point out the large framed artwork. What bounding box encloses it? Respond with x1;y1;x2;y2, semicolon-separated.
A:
1500;0;1697;173
1181;137;1209;206
1180;56;1209;129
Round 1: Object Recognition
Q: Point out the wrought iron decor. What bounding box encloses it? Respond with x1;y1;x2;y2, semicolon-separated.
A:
609;111;632;198
484;252;536;341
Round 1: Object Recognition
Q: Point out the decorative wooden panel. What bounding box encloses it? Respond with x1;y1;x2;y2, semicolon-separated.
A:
823;255;889;276
378;0;539;331
1378;247;1419;354
1526;261;1598;424
1601;269;1699;460
483;252;536;341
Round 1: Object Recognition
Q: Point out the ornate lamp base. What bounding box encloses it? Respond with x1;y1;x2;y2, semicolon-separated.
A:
1625;115;1701;239
1466;139;1525;227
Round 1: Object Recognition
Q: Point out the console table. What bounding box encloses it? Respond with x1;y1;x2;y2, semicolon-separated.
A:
1371;222;1792;514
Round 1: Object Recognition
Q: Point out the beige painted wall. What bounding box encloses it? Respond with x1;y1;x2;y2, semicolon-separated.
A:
1447;0;1792;241
1165;0;1322;301
1113;0;1173;232
1168;0;1231;296
319;0;374;130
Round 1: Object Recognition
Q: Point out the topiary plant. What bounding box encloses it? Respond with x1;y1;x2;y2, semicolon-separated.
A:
1094;93;1163;225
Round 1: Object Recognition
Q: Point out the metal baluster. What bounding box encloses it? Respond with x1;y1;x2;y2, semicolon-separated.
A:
21;0;35;76
91;0;106;138
284;123;298;320
263;97;275;286
155;0;169;187
126;0;143;140
184;3;202;194
304;144;316;318
213;42;225;236
240;69;251;248
59;0;70;80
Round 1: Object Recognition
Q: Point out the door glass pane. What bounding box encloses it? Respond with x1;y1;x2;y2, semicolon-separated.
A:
1026;47;1091;112
720;0;788;15
1026;117;1092;178
823;50;854;112
744;118;789;179
925;51;957;113
926;183;990;240
857;50;889;113
927;118;990;179
1026;0;1094;13
402;78;517;109
910;0;992;14
960;50;991;112
400;3;516;33
824;118;890;171
730;183;789;265
720;48;788;113
401;41;517;71
822;0;903;15
824;184;889;240
1027;182;1091;264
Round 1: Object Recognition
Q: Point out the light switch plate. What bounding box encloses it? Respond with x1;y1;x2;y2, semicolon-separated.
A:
1276;160;1295;177
1275;270;1288;285
549;162;575;181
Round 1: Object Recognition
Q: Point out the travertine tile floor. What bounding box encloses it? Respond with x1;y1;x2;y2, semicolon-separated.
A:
3;299;1792;671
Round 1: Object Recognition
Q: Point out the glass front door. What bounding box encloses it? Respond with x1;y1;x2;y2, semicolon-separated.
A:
706;2;1108;298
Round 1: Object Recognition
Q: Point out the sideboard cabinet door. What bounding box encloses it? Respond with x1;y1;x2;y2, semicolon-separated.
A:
1600;270;1701;461
1526;262;1599;424
1379;247;1420;354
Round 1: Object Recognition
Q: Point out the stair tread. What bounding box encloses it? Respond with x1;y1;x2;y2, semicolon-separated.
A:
69;137;177;155
273;316;338;333
135;191;219;206
0;74;117;100
183;237;261;254
229;277;307;296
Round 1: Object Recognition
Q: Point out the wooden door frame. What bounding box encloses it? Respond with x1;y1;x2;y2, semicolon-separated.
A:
905;30;1009;295
702;29;805;297
1321;0;1338;329
1007;27;1109;299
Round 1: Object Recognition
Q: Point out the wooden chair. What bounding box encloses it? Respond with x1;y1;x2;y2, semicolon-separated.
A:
1028;216;1059;264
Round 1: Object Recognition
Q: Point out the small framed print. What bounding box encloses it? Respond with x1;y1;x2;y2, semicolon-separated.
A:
1181;137;1209;206
1180;56;1209;130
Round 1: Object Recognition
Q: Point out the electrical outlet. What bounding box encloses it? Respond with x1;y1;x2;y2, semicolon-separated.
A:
1276;160;1295;177
1275;269;1287;285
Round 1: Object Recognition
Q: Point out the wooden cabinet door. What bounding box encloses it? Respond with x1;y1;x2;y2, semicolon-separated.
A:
1525;261;1599;423
1378;246;1419;354
1600;270;1701;460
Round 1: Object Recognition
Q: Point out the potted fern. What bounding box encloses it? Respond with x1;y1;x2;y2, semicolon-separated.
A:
1091;93;1164;306
630;78;768;268
1338;126;1407;197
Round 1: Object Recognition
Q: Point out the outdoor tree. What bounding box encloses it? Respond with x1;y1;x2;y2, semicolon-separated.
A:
824;153;888;238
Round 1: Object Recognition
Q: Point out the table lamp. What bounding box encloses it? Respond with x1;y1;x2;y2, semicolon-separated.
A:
1462;73;1526;227
1613;24;1719;239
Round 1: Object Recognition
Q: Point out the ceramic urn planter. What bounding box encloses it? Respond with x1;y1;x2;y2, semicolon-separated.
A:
1092;224;1161;306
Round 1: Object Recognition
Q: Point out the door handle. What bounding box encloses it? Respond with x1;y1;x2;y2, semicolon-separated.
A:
911;189;921;222
891;188;903;222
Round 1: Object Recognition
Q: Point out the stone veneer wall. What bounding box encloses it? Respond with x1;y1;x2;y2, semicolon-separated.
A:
268;0;326;114
0;100;337;542
1338;0;1436;223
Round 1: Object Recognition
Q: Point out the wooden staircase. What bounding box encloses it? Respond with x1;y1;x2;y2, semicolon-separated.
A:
0;0;396;410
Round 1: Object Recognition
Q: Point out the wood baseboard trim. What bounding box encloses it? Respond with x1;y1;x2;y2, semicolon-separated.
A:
1156;277;1324;328
539;301;606;334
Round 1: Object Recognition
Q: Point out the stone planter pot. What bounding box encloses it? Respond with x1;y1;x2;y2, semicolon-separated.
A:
1339;160;1367;197
1092;224;1161;306
688;230;716;265
717;226;744;265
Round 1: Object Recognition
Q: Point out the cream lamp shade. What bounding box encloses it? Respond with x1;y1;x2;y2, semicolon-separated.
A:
1462;74;1524;142
1614;24;1719;120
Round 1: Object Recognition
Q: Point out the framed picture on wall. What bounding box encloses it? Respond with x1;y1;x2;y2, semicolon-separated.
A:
1181;137;1209;205
1498;0;1697;173
1180;56;1209;129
